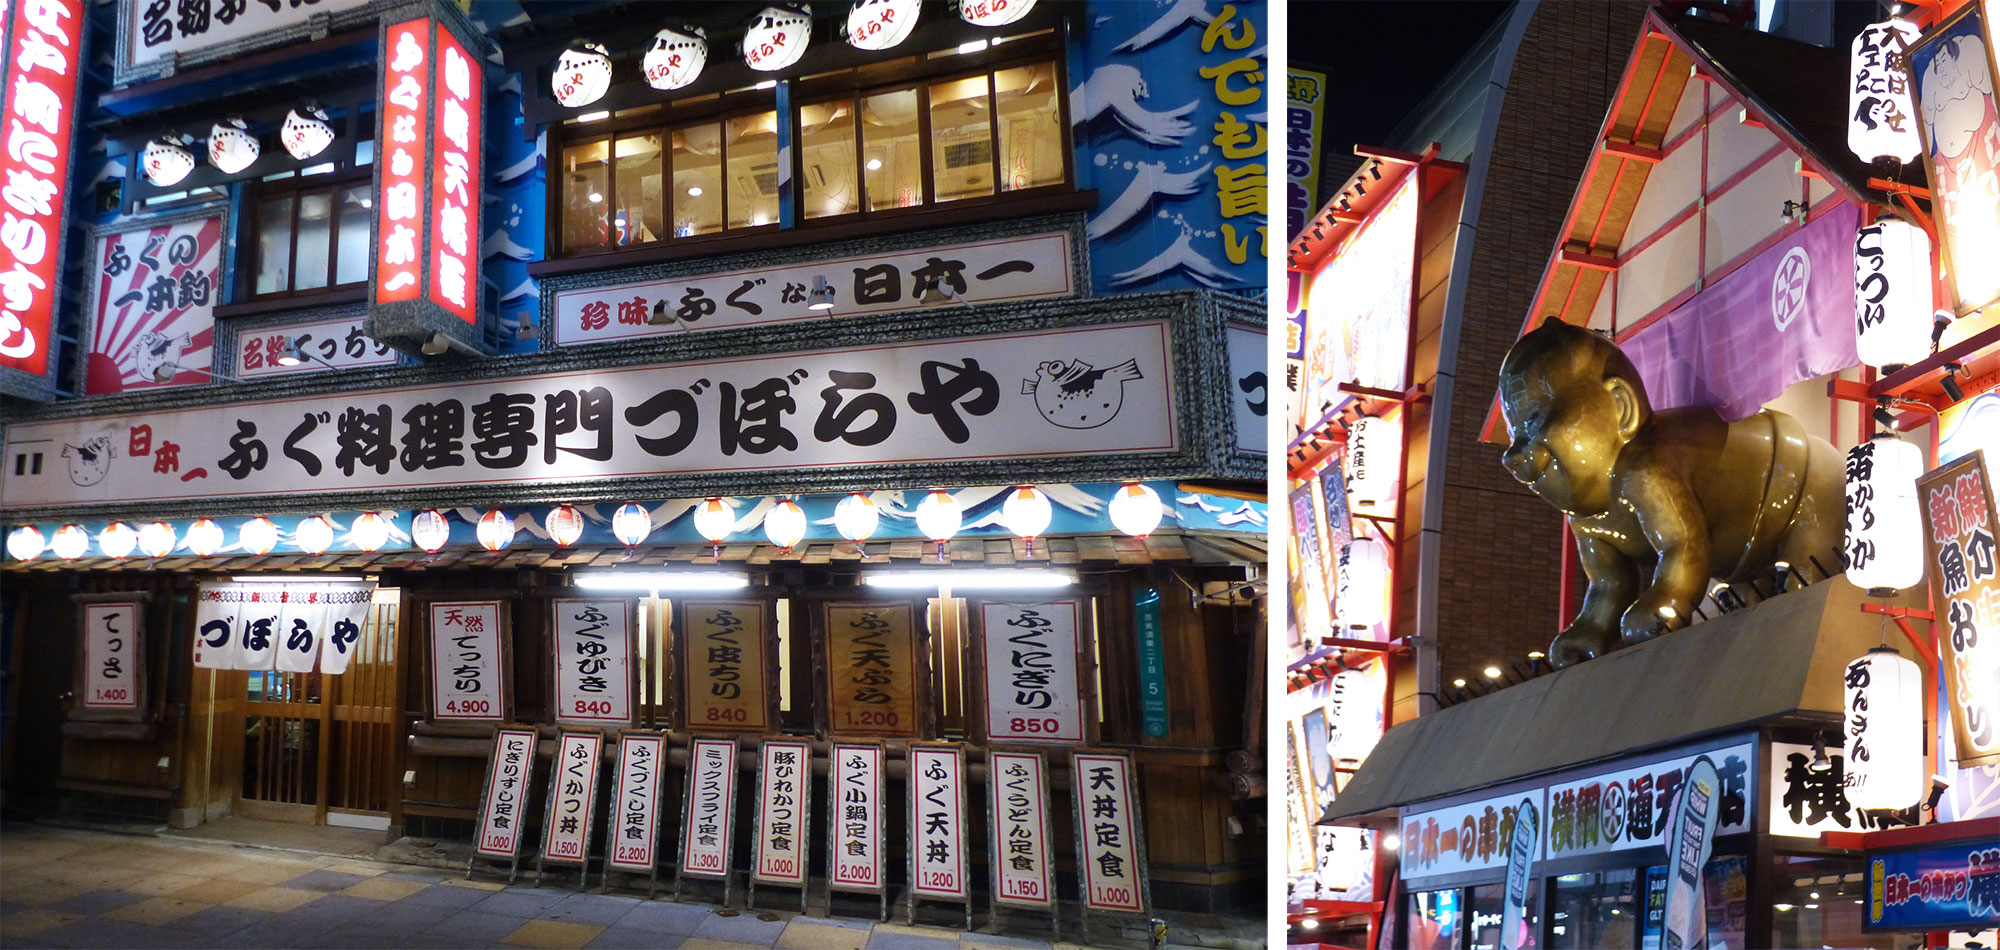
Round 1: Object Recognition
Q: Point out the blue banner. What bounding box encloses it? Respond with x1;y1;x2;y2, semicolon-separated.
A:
1867;841;2000;932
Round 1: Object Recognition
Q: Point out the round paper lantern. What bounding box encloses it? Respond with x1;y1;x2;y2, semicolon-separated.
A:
915;490;961;541
239;516;279;556
139;521;177;557
960;0;1036;28
1848;19;1922;164
99;522;137;559
1337;537;1390;630
764;499;807;550
847;0;920;50
1107;482;1162;538
693;497;735;546
613;503;652;547
6;525;44;560
1002;486;1053;552
744;6;812;72
412;509;450;553
281;104;336;161
295;515;334;555
1346;413;1398;509
545;505;585;546
186;518;224;556
551;41;613;108
352;511;390;552
643;26;708;90
1854;215;1934;370
1844;433;1925;593
141;135;196;187
476;510;516;552
834;493;879;542
1844;647;1924;809
50;524;89;560
208;117;260;174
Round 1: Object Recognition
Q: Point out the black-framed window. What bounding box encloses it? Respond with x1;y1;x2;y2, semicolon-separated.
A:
559;107;781;253
249;171;374;299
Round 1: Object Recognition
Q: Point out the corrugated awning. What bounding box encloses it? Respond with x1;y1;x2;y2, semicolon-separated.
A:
1321;578;1927;824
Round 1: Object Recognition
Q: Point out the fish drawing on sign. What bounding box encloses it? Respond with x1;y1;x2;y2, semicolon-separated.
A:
1023;358;1143;429
62;436;116;487
130;330;192;383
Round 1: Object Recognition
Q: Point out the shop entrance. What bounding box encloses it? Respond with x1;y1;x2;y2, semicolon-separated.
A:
235;591;401;826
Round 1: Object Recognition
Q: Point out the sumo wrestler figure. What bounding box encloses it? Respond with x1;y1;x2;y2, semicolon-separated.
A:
1498;319;1845;667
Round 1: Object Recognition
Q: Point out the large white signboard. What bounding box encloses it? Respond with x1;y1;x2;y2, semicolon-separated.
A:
828;742;885;892
123;0;373;70
82;602;141;709
908;745;970;902
1073;751;1146;913
87;216;222;394
607;732;665;873
541;731;602;864
680;737;737;879
753;739;812;886
988;750;1055;908
1543;741;1755;861
430;601;504;720
475;727;538;859
1225;324;1268;455
979;601;1085;743
1399;791;1539;884
2;322;1176;508
553;233;1073;345
551;598;631;726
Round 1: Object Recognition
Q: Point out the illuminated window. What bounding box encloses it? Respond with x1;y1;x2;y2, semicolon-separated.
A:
251;177;374;298
560;109;781;253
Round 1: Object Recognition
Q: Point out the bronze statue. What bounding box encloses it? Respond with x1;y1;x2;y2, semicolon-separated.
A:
1497;318;1845;667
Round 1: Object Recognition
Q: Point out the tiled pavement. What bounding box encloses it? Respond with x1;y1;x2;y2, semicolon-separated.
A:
0;825;1224;949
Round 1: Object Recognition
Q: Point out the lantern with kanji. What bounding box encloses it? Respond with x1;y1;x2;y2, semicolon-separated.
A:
1346;413;1398;510
545;505;585;547
643;26;707;90
551;41;613;108
744;6;812;72
1848;18;1922;164
1844;433;1924;593
1338;536;1390;630
412;509;450;553
1854;215;1933;370
1844;647;1924;809
477;510;516;551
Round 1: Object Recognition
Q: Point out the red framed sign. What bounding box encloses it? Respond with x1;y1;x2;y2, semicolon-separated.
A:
908;743;970;902
977;599;1087;743
752;738;813;886
550;598;634;727
474;726;540;860
987;749;1055;908
606;731;666;874
0;0;84;397
679;736;738;879
429;600;506;721
539;729;602;866
828;741;885;893
1072;750;1148;914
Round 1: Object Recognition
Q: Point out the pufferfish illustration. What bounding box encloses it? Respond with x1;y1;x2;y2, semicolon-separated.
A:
131;330;192;384
1022;358;1144;429
62;436;116;487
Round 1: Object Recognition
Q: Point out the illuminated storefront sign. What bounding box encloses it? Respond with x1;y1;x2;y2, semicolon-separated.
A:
1911;4;2000;316
1865;841;2000;931
1917;451;2000;768
1286;68;1325;240
86;215;223;394
1543;742;1754;860
0;0;84;395
1302;174;1416;428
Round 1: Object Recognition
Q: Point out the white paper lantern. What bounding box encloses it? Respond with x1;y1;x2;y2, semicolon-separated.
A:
187;518;224;556
744;6;812;72
208;117;260;174
6;525;45;560
141;136;196;187
552;41;613;108
138;522;177;558
847;0;920;49
915;490;962;541
1108;482;1163;539
693;498;735;545
1845;433;1926;592
643;26;708;90
545;505;585;546
352;511;391;552
613;502;652;547
1844;647;1925;809
281;105;336;161
239;517;279;556
764;499;807;550
412;509;450;553
296;515;335;555
1002;485;1053;552
1337;537;1390;630
1854;215;1934;370
1849;19;1922;164
960;0;1035;28
50;524;89;560
477;510;516;551
834;493;879;542
99;522;137;559
1346;413;1398;509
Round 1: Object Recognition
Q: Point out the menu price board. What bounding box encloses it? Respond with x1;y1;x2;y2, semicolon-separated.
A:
606;731;665;874
679;601;771;732
828;741;885;893
1072;750;1148;915
551;598;634;727
823;602;920;737
679;737;738;879
430;601;507;721
908;744;970;902
752;739;813;886
1917;451;2000;767
475;727;539;860
987;749;1055;908
977;601;1086;743
540;730;602;866
78;599;144;714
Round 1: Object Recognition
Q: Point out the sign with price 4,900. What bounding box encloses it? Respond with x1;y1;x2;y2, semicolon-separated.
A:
430;600;506;721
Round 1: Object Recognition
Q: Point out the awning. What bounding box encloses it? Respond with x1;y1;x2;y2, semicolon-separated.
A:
1321;578;1927;824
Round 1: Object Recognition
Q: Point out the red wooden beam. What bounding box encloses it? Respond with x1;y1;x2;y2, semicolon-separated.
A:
1560;249;1619;272
1738;108;1767;129
1604;140;1665;163
1820;817;2000;852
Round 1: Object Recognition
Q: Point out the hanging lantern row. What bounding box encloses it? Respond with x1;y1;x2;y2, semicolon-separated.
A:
3;512;396;560
140;105;336;187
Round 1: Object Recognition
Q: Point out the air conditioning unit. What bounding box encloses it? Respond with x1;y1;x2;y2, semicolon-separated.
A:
941;139;993;170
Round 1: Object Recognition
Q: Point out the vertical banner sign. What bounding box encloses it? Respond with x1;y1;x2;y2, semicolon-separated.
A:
86;216;222;393
979;601;1085;743
828;742;885;892
753;739;812;886
681;602;769;731
987;750;1055;908
427;23;479;324
1910;4;2000;316
0;0;83;393
193;586;242;670
195;582;373;675
908;744;970;902
823;602;919;737
1499;798;1538;950
1290;484;1329;642
606;732;665;874
430;601;505;720
552;598;632;726
1286;68;1326;240
680;737;738;879
541;730;602;865
375;18;428;307
475;727;539;859
234;587;283;671
1073;751;1148;914
1133;589;1169;738
1918;451;2000;767
1662;756;1721;950
81;601;142;710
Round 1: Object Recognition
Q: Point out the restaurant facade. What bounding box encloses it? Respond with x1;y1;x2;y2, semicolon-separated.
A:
0;0;1270;928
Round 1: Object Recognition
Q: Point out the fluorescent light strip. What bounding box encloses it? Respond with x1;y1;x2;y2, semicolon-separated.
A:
573;571;749;592
862;570;1074;589
232;574;367;583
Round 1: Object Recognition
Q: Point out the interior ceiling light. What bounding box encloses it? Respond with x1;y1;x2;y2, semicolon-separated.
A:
574;571;749;591
50;524;89;560
208;116;261;174
141;134;197;187
644;26;708;91
138;521;177;558
847;0;920;50
6;525;45;561
546;504;585;546
240;516;279;556
281;103;336;161
744;6;812;72
99;522;137;559
959;0;1036;28
862;569;1074;589
552;40;614;108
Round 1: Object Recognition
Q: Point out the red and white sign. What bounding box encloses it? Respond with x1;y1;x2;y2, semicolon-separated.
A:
377;19;428;306
1073;751;1146;913
828;742;884;891
753;739;812;885
236;315;396;378
430;601;504;720
980;600;1085;743
476;727;539;858
551;598;631;726
680;737;737;878
908;744;969;901
87;216;222;393
82;602;141;709
429;25;479;323
375;16;479;324
606;732;665;872
988;750;1054;907
541;731;602;864
0;0;84;381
